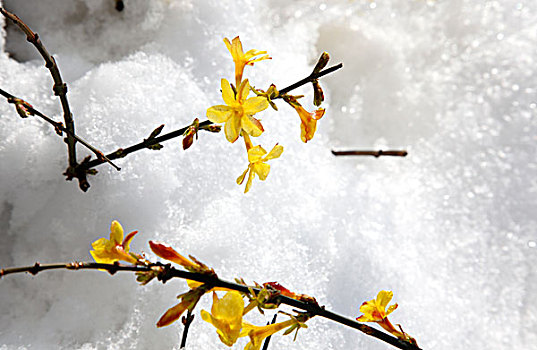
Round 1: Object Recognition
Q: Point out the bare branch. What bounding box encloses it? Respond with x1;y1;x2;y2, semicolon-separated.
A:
1;7;80;174
332;150;408;158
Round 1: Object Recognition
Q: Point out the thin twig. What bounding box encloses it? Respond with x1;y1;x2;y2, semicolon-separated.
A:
180;309;195;349
81;120;214;169
276;63;343;97
0;88;120;170
1;7;78;170
332;150;408;158
0;262;421;350
261;314;278;350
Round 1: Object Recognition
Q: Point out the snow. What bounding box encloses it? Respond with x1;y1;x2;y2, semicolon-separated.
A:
1;1;536;349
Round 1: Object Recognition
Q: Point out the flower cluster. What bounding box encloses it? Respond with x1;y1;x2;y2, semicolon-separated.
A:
205;36;330;192
89;221;418;349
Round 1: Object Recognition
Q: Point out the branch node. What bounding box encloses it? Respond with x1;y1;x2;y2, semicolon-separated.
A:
29;262;41;275
53;82;68;96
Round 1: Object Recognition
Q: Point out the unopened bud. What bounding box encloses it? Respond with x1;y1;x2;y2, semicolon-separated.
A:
312;52;330;75
312;79;324;106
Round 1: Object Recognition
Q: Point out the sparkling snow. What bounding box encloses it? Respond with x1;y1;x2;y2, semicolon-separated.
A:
0;1;536;349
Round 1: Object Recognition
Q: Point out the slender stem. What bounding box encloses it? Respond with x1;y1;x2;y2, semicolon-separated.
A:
0;262;421;350
1;7;78;169
276;63;343;97
261;314;278;350
0;88;120;170
180;309;195;349
82;120;214;169
332;150;408;158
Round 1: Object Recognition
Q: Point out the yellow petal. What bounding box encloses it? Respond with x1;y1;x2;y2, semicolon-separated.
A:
252;162;270;181
231;36;244;59
224;115;241;143
110;220;124;245
223;37;232;53
244;319;296;350
237;167;250;185
237;79;251;103
386;302;398;316
376;290;393;310
201;292;244;346
247;145;267;163
241;115;264;137
221;79;236;106
207;105;232;123
244;168;255;193
243;96;269;115
264;144;283;161
91;237;108;250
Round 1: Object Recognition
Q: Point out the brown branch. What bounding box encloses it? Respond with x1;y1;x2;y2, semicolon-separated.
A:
0;261;422;350
180;309;195;349
1;8;78;172
81;120;215;169
332;150;408;158
0;88;120;170
276;63;343;98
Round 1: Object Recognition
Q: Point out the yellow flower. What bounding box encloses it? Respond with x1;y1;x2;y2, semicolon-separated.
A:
237;144;283;193
242;318;297;350
284;96;325;143
207;79;268;143
90;220;138;264
357;290;418;345
224;36;271;87
201;291;245;346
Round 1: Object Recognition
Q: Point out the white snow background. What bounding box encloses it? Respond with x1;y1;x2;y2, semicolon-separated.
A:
0;0;536;349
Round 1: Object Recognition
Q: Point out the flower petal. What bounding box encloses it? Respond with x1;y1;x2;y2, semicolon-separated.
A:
244;167;256;193
110;220;124;245
237;79;251;103
243;96;269;115
207;105;232;123
264;144;283;161
221;79;236;106
237;167;250;185
252;162;270;181
247;145;267;163
224;115;241;143
386;302;398;316
241;114;264;137
122;230;138;251
376;290;394;310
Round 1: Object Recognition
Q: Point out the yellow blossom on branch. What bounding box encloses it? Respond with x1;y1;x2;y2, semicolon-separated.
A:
237;143;283;193
242;318;300;350
283;95;325;143
207;79;268;143
224;36;271;87
357;290;418;346
201;291;245;346
90;220;138;264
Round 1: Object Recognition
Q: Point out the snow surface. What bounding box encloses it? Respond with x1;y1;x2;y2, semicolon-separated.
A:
0;0;536;349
